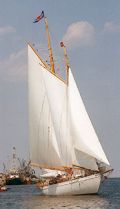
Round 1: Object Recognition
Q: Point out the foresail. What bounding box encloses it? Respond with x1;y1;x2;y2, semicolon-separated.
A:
72;148;98;170
68;69;109;166
28;45;62;168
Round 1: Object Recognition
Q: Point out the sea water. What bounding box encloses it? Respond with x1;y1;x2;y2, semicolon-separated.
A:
0;178;120;209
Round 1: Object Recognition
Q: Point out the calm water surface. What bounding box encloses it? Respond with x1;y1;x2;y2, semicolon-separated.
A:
0;178;120;209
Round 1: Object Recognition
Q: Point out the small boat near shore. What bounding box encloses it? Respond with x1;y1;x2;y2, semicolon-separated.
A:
0;186;7;192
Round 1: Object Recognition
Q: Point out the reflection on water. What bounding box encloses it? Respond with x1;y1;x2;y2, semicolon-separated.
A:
0;179;120;209
23;195;109;209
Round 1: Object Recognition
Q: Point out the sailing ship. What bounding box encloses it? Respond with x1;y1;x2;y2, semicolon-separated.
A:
28;11;112;195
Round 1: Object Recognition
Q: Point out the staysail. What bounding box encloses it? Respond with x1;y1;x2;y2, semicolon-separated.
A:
68;69;109;166
28;44;109;171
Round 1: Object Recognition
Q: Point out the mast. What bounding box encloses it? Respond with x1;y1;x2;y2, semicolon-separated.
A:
60;42;69;85
12;147;17;171
44;16;55;74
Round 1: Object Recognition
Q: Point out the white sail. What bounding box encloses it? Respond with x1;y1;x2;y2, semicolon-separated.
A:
68;69;109;165
40;67;98;170
28;45;62;168
28;44;109;172
41;59;72;167
72;148;98;170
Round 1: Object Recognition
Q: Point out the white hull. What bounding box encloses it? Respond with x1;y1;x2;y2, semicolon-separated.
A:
41;174;101;195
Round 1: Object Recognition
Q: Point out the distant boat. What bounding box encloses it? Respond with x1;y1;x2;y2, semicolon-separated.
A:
6;173;22;185
5;147;23;185
4;147;37;185
28;11;112;195
0;186;7;192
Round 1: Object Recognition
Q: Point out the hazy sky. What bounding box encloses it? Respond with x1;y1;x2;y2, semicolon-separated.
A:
0;0;120;177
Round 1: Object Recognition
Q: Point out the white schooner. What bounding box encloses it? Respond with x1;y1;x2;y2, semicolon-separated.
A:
28;11;112;195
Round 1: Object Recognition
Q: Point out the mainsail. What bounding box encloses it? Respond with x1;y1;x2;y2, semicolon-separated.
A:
28;45;62;168
28;44;109;171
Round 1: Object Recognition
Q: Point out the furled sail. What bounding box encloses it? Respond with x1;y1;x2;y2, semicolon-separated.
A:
28;44;109;171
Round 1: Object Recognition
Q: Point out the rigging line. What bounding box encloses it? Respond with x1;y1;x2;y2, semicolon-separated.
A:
66;85;70;166
36;63;50;163
47;109;51;152
58;92;68;160
37;92;46;161
41;70;61;159
30;43;67;84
